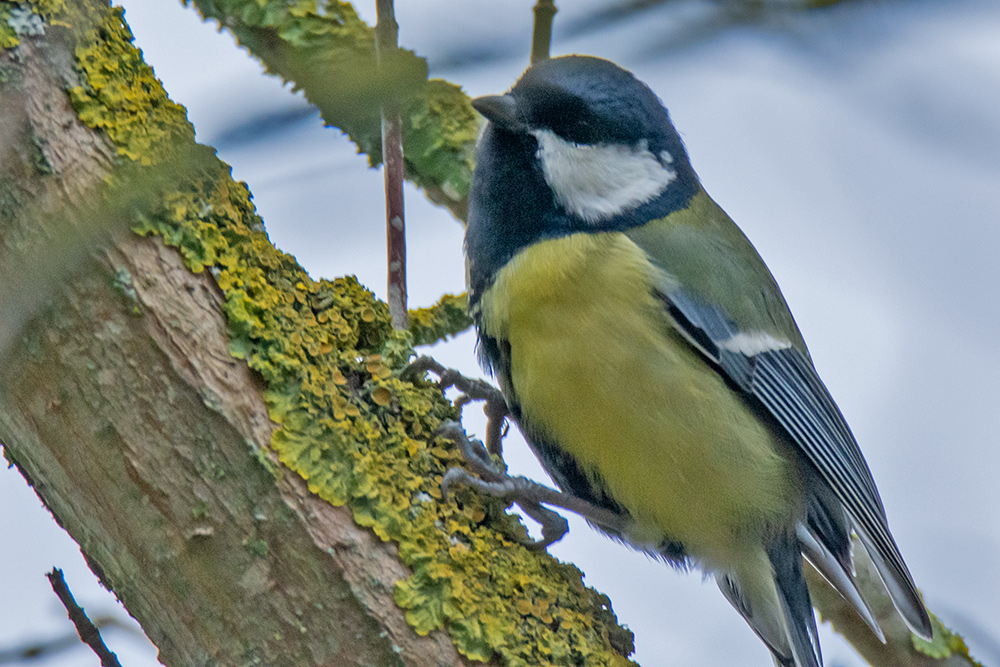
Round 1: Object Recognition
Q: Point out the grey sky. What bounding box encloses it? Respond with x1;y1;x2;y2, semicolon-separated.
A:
2;1;998;665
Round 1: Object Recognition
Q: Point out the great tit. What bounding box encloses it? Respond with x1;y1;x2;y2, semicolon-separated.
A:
463;55;932;667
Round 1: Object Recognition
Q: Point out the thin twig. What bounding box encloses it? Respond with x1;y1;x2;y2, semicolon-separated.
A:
375;0;408;329
45;568;123;667
0;617;136;664
531;0;558;64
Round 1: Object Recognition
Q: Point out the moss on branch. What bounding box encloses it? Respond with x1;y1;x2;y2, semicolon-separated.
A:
2;1;636;664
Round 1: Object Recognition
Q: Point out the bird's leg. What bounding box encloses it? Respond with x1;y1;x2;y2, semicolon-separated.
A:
435;421;630;550
402;355;509;456
404;357;629;548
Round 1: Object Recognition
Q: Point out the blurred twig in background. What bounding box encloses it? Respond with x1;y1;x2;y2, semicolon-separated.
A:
375;0;408;329
187;0;855;171
0;614;139;665
531;0;558;64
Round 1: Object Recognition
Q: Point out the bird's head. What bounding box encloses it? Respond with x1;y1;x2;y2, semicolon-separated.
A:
471;55;697;226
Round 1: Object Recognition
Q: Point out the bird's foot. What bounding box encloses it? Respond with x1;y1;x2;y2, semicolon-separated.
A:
435;420;567;549
435;420;629;550
403;356;508;456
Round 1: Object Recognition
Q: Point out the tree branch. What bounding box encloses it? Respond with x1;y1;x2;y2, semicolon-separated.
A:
407;294;472;346
0;3;636;666
46;568;124;667
184;0;479;223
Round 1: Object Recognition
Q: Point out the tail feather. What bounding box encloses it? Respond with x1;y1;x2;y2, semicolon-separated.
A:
717;573;793;663
803;480;930;642
854;521;934;640
717;535;823;667
796;524;885;643
768;534;822;667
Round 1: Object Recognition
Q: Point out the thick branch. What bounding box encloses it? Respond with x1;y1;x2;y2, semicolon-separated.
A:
0;7;465;666
0;4;636;667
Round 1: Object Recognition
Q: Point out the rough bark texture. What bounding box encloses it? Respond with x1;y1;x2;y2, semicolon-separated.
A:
0;18;467;667
2;237;467;667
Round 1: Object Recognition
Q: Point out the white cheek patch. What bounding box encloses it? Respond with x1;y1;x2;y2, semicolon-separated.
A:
533;129;677;224
718;332;792;356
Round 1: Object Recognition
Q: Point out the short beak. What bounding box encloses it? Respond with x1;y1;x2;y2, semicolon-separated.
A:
472;94;526;132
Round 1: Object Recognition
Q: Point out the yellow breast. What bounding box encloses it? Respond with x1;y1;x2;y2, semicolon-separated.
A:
479;232;803;565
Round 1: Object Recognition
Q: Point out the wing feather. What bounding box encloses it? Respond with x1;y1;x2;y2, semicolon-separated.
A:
659;287;932;639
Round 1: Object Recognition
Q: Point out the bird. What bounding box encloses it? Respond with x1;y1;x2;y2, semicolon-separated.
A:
461;54;933;667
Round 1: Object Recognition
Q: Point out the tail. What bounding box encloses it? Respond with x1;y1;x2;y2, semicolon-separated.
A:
802;483;931;642
717;533;822;667
718;486;932;667
853;520;933;639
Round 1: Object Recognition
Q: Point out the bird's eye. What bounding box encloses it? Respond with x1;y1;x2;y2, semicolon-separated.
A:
550;115;600;145
524;89;602;144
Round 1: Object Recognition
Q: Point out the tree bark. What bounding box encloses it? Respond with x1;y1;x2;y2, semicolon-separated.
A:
0;11;467;667
1;3;981;667
0;5;638;667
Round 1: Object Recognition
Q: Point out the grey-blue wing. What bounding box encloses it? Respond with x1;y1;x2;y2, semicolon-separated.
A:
662;288;932;639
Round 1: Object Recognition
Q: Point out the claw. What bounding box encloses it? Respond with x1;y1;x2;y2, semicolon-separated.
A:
440;465;573;548
403;356;510;456
518;501;570;549
403;356;502;402
436;421;504;481
416;358;629;550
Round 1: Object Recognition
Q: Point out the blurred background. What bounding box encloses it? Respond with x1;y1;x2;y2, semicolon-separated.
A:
1;0;998;665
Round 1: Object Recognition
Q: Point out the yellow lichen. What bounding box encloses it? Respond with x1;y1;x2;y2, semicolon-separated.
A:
44;0;638;664
67;5;192;165
371;386;391;406
407;292;472;346
912;612;984;665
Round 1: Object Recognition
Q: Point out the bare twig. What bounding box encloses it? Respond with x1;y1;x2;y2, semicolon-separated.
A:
531;0;558;64
45;568;123;667
0;616;137;664
375;0;408;329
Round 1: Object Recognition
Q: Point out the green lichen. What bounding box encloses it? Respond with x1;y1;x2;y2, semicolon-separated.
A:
2;1;68;47
185;0;475;220
31;132;54;174
912;612;984;665
111;265;141;314
403;78;478;218
244;538;269;558
192;500;211;520
408;293;472;347
44;1;637;664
